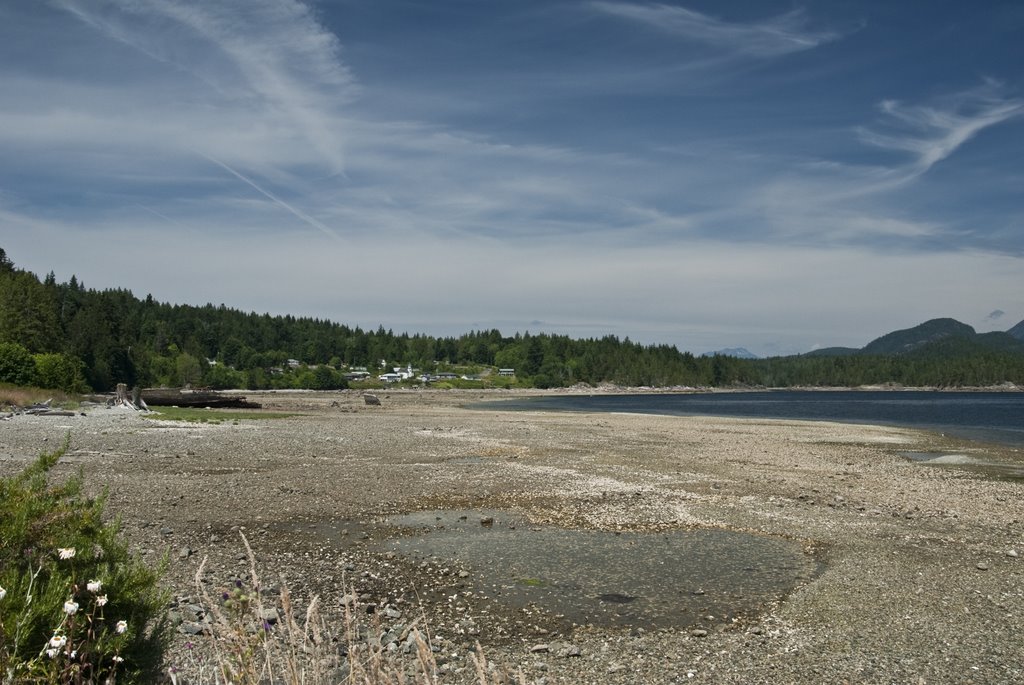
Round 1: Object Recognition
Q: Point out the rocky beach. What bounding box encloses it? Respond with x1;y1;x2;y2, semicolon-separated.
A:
1;389;1021;684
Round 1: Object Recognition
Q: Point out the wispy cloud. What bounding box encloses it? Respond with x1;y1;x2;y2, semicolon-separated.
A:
858;82;1024;181
54;0;354;174
589;2;841;57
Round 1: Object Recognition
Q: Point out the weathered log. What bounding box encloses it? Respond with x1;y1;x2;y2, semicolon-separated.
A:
140;388;261;409
25;409;77;417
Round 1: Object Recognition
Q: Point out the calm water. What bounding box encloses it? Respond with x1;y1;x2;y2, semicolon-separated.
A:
472;391;1024;449
382;510;820;630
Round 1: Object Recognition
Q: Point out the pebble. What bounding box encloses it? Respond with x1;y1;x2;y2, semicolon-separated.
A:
178;621;206;636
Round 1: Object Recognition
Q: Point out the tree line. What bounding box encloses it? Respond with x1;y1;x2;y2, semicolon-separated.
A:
1;247;1022;393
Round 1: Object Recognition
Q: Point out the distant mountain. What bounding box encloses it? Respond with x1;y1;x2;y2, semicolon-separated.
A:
860;318;977;356
706;347;759;359
806;318;1024;358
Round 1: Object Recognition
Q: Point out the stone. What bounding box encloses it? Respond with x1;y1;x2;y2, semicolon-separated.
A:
530;644;550;653
691;629;709;638
179;621;207;636
976;562;990;571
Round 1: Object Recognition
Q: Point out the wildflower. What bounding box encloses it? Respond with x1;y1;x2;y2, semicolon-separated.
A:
87;580;103;593
116;620;128;634
58;547;76;560
49;635;68;649
112;655;124;663
63;600;80;615
96;594;108;607
46;648;58;659
0;585;6;600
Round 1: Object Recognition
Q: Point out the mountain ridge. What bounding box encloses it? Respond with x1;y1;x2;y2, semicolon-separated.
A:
804;317;1024;358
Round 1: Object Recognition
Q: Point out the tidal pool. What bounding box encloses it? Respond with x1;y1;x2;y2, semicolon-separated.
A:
379;510;821;630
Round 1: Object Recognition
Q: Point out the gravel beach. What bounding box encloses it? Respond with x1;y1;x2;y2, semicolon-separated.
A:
1;389;1021;684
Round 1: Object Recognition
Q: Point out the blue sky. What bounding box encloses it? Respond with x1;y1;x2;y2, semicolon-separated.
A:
2;1;1022;356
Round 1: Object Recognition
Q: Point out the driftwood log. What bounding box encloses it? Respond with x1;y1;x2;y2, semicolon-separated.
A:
4;398;77;417
140;388;261;409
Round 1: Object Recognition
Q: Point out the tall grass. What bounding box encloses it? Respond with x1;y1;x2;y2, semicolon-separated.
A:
0;384;77;411
170;532;528;685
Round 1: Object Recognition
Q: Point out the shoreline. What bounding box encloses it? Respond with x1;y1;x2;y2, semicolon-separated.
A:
1;390;1021;683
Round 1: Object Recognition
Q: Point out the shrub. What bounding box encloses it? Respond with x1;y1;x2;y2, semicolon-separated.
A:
0;342;35;387
32;354;90;394
0;438;170;683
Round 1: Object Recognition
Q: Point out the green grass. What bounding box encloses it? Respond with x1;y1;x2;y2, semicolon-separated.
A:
516;577;546;587
143;407;294;424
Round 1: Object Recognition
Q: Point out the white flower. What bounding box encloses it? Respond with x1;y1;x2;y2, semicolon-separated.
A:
0;585;6;600
46;648;58;659
112;655;124;663
63;600;79;615
95;594;108;607
87;580;102;593
49;635;67;649
115;620;128;634
58;547;76;560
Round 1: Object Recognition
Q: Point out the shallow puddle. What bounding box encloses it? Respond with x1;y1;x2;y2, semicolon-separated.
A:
377;510;821;630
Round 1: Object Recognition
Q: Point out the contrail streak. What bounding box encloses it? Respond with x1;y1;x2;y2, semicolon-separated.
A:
201;154;342;243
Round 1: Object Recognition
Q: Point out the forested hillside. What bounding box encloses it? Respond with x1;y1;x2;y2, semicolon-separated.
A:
1;248;1022;392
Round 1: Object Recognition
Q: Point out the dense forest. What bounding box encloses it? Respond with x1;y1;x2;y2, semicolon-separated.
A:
1;247;1023;393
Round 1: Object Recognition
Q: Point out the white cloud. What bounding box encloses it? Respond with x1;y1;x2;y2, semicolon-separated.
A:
51;0;354;174
589;2;840;57
858;83;1024;181
5;204;1022;355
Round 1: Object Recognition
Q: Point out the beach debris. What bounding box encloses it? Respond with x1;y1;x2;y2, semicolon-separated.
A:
2;398;77;417
139;387;259;408
363;393;381;406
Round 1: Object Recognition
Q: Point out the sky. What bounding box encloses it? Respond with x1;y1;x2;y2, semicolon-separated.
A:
1;0;1023;357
